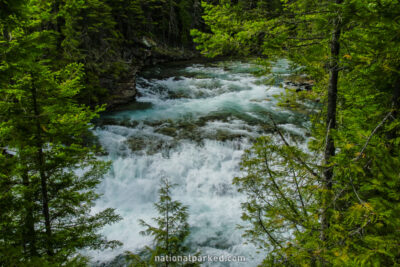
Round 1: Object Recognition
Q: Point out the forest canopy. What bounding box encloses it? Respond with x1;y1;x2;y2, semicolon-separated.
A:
1;0;400;266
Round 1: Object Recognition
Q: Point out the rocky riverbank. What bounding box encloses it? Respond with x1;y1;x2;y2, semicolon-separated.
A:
106;37;199;109
282;75;314;92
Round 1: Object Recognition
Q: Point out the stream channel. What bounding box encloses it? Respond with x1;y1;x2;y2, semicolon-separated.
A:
90;59;313;266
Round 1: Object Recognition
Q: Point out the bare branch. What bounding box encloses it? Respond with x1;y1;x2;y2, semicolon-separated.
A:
291;168;308;217
257;208;283;249
353;110;393;161
268;114;322;180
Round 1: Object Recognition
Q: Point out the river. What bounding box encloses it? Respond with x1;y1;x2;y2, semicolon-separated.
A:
90;59;311;266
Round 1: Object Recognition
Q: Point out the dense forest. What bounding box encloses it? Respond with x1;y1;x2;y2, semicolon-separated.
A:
0;0;201;265
1;0;400;266
193;0;400;265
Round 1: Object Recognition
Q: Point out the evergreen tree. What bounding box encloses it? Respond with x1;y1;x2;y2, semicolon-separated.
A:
0;3;121;265
59;0;121;105
131;178;198;267
194;0;400;265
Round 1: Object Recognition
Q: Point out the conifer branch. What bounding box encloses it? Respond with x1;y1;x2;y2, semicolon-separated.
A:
257;208;283;249
290;168;308;217
353;110;393;161
268;114;322;180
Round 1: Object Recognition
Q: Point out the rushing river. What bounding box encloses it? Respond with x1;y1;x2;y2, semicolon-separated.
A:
90;60;311;266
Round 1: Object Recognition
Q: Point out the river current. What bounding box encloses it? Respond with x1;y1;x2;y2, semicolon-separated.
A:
90;60;310;266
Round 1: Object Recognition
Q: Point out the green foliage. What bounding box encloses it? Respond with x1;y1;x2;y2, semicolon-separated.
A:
131;178;199;267
5;0;203;106
0;0;204;264
195;0;400;265
59;0;121;104
0;5;122;265
191;0;282;57
0;0;206;265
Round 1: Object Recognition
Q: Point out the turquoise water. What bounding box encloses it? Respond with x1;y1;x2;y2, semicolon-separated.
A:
90;60;310;266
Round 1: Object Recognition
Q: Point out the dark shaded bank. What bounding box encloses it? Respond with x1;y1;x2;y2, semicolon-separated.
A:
105;37;200;109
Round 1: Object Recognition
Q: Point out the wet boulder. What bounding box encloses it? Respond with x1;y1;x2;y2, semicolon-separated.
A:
283;75;314;92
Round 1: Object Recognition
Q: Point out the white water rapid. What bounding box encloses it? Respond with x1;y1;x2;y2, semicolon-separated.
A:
90;60;311;266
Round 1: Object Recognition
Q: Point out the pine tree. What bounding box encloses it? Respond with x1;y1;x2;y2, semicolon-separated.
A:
0;3;122;265
194;0;347;263
133;178;198;267
193;0;400;265
59;0;121;105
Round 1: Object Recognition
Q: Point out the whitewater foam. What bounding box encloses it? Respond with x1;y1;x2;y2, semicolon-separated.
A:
90;60;309;266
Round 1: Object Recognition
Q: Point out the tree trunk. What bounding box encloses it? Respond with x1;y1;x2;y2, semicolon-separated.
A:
393;78;400;109
320;0;342;249
385;77;400;153
21;170;38;257
165;196;169;267
30;82;53;256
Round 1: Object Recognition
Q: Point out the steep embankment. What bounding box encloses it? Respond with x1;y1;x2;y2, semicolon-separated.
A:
106;37;199;109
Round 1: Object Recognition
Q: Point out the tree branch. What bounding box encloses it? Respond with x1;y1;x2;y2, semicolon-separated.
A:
353;110;393;161
268;114;322;180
